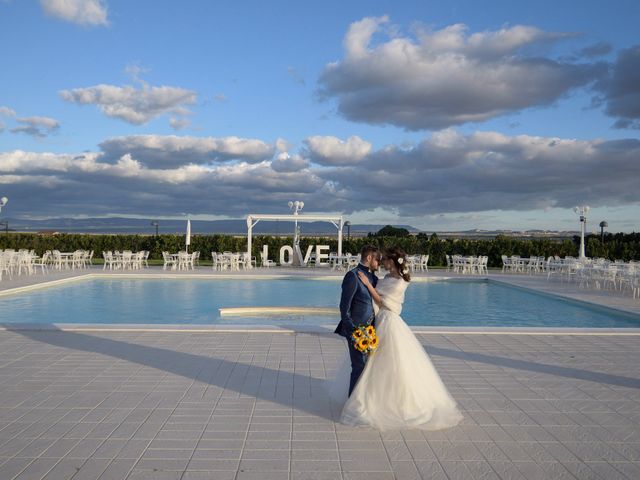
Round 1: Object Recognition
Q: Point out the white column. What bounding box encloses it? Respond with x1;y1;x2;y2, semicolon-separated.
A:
337;217;343;258
579;217;586;259
246;216;253;257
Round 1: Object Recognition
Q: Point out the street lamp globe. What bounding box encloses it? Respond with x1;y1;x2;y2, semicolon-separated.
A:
574;205;590;260
0;197;7;207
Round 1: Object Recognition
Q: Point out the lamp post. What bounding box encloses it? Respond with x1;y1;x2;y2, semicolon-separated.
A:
0;197;8;234
288;201;304;267
344;221;351;240
573;205;590;260
599;221;608;242
288;201;304;246
150;220;159;237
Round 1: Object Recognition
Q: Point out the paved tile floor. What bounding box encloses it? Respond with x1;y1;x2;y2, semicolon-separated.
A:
1;329;639;479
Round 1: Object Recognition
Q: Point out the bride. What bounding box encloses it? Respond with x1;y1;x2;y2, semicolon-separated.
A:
331;247;463;431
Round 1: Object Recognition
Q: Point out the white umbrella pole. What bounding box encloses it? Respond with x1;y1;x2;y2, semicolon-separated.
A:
186;219;191;253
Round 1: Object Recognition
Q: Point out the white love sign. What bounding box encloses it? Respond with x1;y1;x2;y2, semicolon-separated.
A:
262;244;331;266
279;246;294;265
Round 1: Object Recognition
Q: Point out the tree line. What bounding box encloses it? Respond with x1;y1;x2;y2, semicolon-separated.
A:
1;231;638;268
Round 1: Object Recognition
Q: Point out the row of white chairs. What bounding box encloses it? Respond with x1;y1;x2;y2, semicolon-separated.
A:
501;255;547;274
329;253;430;272
0;249;48;280
103;251;150;270
49;250;94;269
546;257;639;299
214;252;256;271
162;251;200;270
446;255;488;275
0;249;95;280
406;254;430;272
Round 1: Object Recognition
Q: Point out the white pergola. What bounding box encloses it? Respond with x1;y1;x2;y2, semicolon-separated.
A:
246;213;345;258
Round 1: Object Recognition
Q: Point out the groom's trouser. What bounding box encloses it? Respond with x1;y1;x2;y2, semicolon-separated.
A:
347;340;367;396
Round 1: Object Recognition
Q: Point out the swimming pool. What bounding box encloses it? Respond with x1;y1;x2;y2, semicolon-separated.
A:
1;276;639;328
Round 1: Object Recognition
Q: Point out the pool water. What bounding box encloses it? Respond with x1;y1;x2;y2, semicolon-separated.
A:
1;277;639;328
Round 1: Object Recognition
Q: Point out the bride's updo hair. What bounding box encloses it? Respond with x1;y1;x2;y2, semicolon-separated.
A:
383;246;411;282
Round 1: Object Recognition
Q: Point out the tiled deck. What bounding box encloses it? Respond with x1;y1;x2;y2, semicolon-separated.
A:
1;268;640;479
1;330;640;479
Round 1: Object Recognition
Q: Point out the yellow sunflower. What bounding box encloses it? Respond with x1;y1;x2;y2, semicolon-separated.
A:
370;337;379;349
366;325;375;336
357;338;370;351
352;329;364;340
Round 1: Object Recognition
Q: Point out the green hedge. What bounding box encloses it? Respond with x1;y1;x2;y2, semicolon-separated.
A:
1;232;638;267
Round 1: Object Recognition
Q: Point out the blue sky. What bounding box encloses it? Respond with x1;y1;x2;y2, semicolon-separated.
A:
0;0;639;232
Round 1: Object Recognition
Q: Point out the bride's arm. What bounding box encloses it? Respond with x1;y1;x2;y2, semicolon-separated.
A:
357;271;382;307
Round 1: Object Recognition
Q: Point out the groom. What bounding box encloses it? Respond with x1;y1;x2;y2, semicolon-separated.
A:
335;245;380;396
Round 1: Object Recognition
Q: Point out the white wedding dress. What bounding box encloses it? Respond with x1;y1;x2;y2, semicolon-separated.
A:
330;275;463;431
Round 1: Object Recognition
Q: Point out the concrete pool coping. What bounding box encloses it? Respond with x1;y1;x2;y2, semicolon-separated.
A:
3;323;640;336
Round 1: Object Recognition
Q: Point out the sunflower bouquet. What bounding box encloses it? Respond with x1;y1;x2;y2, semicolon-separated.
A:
351;324;379;355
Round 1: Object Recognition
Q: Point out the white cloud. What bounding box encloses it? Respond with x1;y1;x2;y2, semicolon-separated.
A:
169;117;190;131
1;131;639;221
0;106;16;117
0;150;100;172
319;17;604;130
99;134;275;167
321;132;640;216
59;83;197;125
10;116;60;138
41;0;108;26
304;135;372;165
271;152;309;172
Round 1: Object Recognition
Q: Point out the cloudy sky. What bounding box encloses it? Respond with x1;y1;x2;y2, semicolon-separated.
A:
1;0;639;232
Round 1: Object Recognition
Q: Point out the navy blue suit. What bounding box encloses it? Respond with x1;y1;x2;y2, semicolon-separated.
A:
335;263;378;395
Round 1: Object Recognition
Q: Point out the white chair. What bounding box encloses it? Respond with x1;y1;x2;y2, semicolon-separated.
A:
51;250;63;270
121;250;133;270
84;250;94;268
419;254;429;272
227;253;240;271
71;250;84;270
31;252;50;275
162;251;177;270
0;254;11;281
479;256;488;275
132;251;145;269
260;252;276;268
240;252;254;270
177;251;194;270
346;255;360;270
501;255;513;273
451;255;462;273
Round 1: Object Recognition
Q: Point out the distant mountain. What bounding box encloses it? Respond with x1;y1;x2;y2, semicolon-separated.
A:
0;217;584;238
1;216;418;236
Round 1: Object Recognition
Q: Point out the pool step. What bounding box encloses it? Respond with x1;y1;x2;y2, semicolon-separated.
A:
219;306;338;317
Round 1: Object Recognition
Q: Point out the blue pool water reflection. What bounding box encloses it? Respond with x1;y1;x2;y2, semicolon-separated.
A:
1;277;639;328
